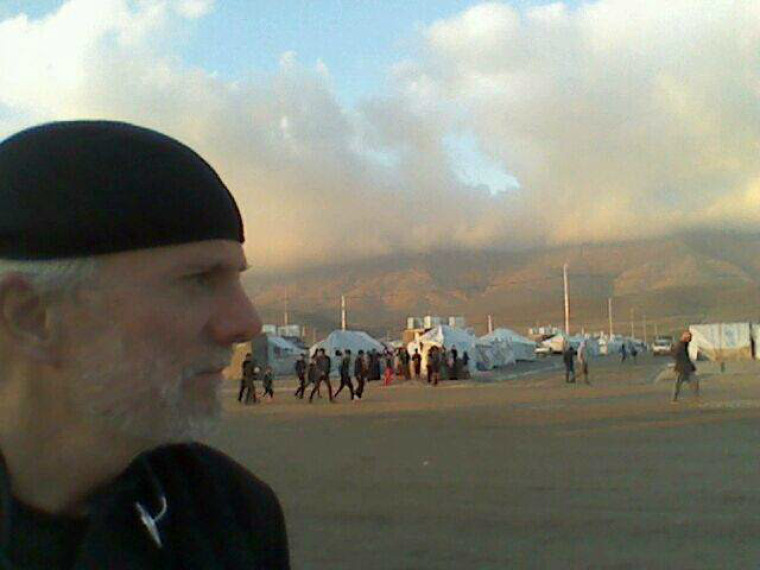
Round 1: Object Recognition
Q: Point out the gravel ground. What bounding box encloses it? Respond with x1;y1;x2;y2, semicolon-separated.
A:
209;354;760;569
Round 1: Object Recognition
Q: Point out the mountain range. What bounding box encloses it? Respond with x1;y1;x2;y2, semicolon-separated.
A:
243;231;760;341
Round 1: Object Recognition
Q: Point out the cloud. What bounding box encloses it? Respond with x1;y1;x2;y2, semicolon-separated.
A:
409;0;760;246
0;1;758;271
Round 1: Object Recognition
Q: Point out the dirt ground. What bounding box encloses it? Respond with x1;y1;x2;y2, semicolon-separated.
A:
209;354;760;569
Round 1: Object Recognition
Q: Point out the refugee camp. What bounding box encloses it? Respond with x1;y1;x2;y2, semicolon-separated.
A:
1;1;759;569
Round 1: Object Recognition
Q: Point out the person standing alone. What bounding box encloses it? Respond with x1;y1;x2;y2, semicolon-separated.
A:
672;330;698;402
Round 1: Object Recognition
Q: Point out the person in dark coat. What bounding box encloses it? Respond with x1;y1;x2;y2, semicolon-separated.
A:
0;121;289;568
334;350;355;400
620;343;628;363
370;350;382;381
354;349;368;399
563;342;577;383
262;366;275;400
412;349;422;379
461;351;471;379
672;330;698;402
243;359;260;404
294;354;307;399
239;352;252;403
450;347;459;380
401;348;412;380
429;347;442;386
310;348;334;402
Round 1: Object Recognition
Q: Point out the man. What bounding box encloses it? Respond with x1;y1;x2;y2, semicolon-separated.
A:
334;350;354;400
672;330;698;402
239;352;252;403
294;354;307;399
577;340;591;385
620;342;628;363
563;341;577;383
412;348;422;379
0;121;289;568
429;347;442;386
310;348;334;402
243;355;260;405
449;346;459;380
354;349;367;400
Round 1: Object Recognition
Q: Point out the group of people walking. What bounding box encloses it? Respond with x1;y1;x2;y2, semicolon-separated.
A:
237;343;476;406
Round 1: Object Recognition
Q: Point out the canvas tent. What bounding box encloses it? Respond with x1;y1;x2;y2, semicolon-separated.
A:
473;338;515;370
310;330;386;377
479;328;536;362
252;334;307;375
688;323;755;361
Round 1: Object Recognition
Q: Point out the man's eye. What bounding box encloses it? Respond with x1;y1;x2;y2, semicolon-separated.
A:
187;272;216;287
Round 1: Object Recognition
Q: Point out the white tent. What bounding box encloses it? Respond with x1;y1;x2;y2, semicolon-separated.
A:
598;336;624;356
473;338;515;370
310;330;386;376
254;334;307;376
688;323;754;361
407;325;479;372
480;328;536;362
569;336;601;357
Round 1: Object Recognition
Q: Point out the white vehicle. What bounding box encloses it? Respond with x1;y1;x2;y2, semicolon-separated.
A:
652;336;673;356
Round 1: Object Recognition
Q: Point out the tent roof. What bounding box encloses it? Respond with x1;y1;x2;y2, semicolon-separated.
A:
310;330;385;355
268;334;301;351
480;328;535;345
417;325;476;351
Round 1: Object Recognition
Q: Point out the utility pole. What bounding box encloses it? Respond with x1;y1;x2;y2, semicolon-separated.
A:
643;314;648;344
487;314;494;334
283;290;289;327
341;294;347;331
608;297;613;337
630;308;635;339
654;322;659;338
563;263;570;335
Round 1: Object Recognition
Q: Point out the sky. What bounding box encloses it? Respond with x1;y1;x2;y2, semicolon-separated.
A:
0;0;758;271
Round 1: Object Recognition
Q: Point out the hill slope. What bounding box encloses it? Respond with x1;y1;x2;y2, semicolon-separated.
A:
244;232;760;339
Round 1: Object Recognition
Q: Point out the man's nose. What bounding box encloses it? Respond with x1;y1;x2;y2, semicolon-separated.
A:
207;285;262;345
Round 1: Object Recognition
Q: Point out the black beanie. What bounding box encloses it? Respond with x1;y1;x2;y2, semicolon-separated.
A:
0;120;244;260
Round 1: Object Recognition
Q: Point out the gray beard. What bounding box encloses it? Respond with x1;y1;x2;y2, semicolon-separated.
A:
71;337;231;445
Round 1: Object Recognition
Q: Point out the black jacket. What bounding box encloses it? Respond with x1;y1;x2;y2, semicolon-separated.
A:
0;443;289;569
672;340;696;374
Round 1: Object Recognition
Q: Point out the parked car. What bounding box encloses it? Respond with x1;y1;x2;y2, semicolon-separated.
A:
652;336;674;356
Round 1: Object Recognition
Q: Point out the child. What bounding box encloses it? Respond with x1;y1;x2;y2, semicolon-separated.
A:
262;366;275;400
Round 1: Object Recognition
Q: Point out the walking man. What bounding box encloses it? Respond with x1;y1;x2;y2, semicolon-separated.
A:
239;352;253;403
310;349;334;402
563;341;577;384
577;340;591;385
243;356;259;404
620;342;628;364
294;354;307;399
334;350;355;400
672;330;698;402
354;349;367;399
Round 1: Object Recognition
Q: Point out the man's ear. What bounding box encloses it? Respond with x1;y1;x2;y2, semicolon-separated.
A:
0;274;60;365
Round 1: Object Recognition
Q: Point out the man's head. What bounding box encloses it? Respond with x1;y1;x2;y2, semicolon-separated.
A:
335;350;342;357
0;121;261;451
682;330;692;342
